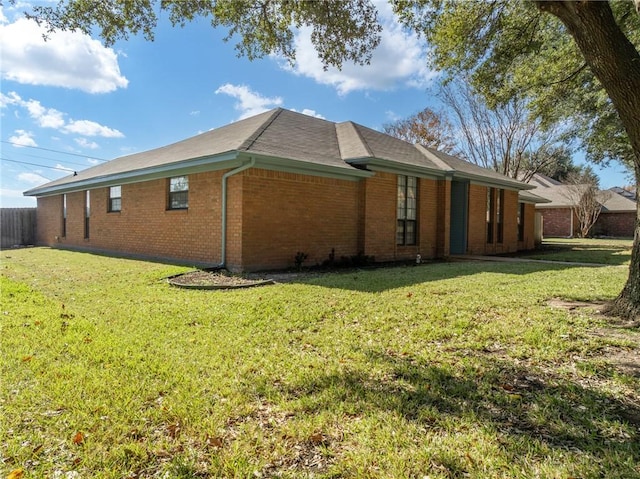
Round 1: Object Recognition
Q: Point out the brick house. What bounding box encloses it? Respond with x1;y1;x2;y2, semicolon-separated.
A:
25;108;543;271
531;174;637;238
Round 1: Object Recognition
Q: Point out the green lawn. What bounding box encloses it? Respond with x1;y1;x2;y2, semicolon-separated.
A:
517;237;634;265
2;247;639;478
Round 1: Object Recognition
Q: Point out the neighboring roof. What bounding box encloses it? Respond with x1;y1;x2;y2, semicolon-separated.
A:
609;186;637;201
25;108;533;197
519;190;552;204
532;181;637;212
599;191;637;212
529;173;562;188
533;184;581;208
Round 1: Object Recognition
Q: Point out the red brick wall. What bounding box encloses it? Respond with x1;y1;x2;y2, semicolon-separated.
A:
518;203;536;251
360;172;440;263
36;195;64;244
539;208;573;237
35;171;224;264
34;168;534;270
592;211;636;237
467;185;521;254
235;169;360;271
467;184;487;254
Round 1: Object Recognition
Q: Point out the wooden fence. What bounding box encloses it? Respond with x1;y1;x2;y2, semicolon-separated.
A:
1;208;36;248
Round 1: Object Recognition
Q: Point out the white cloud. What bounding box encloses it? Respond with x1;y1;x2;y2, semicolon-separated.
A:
215;83;283;119
18;172;50;185
55;163;76;173
75;138;99;149
24;99;66;129
9;129;37;147
291;108;325;119
87;158;101;165
0;17;128;93
64;119;123;138
282;4;437;95
2;91;124;138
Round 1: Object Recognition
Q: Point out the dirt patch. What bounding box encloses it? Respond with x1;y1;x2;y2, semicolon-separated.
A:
546;298;608;313
547;298;640;379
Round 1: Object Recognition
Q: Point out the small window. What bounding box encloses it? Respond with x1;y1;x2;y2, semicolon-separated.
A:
397;175;417;245
517;202;525;241
61;194;67;237
497;189;504;243
109;186;122;212
486;188;495;244
84;190;90;239
168;176;189;210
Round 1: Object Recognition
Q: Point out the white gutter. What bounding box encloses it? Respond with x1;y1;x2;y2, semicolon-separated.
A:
219;157;255;268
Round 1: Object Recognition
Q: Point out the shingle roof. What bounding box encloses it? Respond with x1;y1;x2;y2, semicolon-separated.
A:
599;191;636;212
25;108;533;197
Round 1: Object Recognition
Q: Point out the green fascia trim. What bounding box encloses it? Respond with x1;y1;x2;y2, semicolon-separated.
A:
346;158;447;180
24;153;242;197
246;153;374;181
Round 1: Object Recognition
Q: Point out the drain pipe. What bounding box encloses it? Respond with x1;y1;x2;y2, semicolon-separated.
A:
218;157;255;268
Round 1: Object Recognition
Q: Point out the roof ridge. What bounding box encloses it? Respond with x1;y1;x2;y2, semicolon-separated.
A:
339;121;374;159
238;108;283;151
414;144;454;172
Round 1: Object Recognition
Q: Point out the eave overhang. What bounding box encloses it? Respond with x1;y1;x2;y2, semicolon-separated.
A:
24;151;242;197
345;157;448;180
454;171;536;191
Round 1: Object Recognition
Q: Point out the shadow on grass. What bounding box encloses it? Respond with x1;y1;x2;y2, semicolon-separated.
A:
271;348;640;476
295;260;586;293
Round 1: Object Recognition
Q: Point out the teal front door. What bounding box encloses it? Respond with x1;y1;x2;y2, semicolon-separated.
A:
450;181;468;254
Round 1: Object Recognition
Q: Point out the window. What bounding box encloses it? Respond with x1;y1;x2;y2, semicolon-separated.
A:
109;186;122;212
84;190;90;239
168;176;189;209
62;194;67;237
497;189;504;243
517;202;525;241
486;188;495;243
397;175;417;245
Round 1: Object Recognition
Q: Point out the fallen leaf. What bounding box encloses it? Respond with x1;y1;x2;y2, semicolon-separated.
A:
7;469;24;479
205;435;224;448
72;431;84;445
407;292;413;298
309;433;325;445
21;356;33;362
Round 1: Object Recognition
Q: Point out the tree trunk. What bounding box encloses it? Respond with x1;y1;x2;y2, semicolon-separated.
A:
534;1;640;320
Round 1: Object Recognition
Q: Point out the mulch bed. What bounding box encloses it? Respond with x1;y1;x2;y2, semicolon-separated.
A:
168;270;276;289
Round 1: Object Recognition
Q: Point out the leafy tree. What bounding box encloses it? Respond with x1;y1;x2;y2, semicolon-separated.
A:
383;107;455;153
21;0;640;318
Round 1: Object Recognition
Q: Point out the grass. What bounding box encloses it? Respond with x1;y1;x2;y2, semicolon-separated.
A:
1;247;639;478
516;237;634;265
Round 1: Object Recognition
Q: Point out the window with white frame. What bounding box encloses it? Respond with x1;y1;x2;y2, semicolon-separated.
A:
109;186;122;212
397;175;417;245
168;176;189;210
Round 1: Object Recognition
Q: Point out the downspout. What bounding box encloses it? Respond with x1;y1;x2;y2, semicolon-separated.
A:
218;157;255;268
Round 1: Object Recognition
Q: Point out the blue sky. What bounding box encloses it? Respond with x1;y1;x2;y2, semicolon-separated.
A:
0;2;633;207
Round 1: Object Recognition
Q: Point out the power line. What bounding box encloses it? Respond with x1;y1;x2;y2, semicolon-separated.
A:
0;140;109;162
1;157;78;173
11;151;99;168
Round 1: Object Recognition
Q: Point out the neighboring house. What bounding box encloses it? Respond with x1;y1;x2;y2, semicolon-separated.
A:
531;174;637;238
25;108;544;271
592;192;637;237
